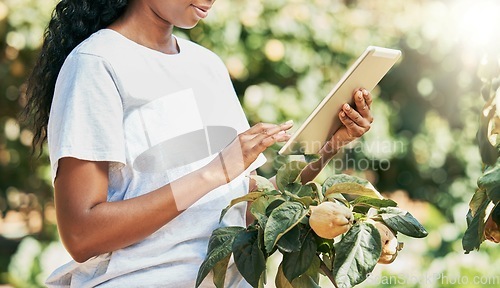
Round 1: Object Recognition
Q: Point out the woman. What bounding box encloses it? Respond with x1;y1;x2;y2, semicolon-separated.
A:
24;0;374;287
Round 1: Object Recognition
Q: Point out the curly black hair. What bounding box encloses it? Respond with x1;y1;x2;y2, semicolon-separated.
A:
23;0;128;155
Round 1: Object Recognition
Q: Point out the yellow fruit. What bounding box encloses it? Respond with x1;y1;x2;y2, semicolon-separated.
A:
309;201;353;239
372;221;399;264
378;251;398;264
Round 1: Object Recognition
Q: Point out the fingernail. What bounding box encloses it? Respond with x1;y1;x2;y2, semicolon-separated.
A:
344;104;350;110
363;89;369;96
340;111;346;118
356;91;363;100
284;120;294;125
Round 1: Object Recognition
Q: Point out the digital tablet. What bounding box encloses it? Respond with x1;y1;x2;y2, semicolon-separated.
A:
278;46;402;155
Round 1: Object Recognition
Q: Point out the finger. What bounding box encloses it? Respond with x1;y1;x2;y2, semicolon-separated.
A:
249;121;293;147
361;89;374;123
243;122;277;135
342;103;371;128
247;120;293;142
362;88;372;106
339;111;367;138
353;88;373;121
353;89;368;116
244;120;293;136
256;130;292;149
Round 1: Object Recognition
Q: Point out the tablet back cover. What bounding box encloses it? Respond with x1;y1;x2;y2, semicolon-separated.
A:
279;46;401;155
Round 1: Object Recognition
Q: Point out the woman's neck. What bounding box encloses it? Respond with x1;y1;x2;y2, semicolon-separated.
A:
108;1;179;55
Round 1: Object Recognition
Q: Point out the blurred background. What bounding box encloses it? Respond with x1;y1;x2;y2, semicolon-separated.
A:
1;0;499;287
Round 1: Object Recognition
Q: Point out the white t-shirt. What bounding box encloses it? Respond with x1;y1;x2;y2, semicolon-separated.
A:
46;29;266;288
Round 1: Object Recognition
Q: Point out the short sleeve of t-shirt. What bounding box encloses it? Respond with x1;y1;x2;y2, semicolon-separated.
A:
48;52;126;184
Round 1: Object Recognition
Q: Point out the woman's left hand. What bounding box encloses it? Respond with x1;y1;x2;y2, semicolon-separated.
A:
327;88;373;151
298;88;373;184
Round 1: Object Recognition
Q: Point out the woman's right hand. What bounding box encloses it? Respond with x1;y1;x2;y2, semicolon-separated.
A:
216;121;294;182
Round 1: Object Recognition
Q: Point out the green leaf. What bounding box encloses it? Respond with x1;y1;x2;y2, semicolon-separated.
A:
322;253;334;271
277;225;301;253
463;199;491;253
275;259;321;288
305;181;323;202
322;174;373;194
276;264;295;288
220;192;264;222
324;193;349;207
379;207;428;238
250;174;276;192
333;222;382;288
296;196;316;208
325;183;383;200
265;199;286;216
290;272;321;288
258;272;266;288
212;255;230;288
283;190;316;208
477;103;499;165
352;196;397;208
478;160;500;194
285;182;314;197
282;230;316;282
264;201;308;253
276;161;309;192
196;226;245;287
488;186;500;204
232;229;266;287
492;203;500;224
250;195;281;228
469;189;489;216
314;234;335;255
352;205;371;214
302;256;321;285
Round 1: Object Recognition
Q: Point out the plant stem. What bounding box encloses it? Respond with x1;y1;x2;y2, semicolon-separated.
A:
318;256;338;288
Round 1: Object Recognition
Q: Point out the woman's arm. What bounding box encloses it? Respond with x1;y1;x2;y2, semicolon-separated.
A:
55;121;293;263
55;157;223;263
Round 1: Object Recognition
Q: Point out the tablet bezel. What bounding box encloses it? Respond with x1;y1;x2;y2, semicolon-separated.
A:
278;46;402;155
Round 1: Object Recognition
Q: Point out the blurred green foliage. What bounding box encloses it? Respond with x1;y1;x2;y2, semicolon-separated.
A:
1;0;499;287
